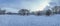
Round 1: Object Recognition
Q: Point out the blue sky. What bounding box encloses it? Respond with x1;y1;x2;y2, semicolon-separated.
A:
0;0;59;13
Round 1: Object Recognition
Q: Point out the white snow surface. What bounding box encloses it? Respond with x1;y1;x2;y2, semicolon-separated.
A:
0;14;60;26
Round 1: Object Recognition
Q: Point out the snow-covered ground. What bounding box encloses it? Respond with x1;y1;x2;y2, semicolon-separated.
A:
0;14;60;26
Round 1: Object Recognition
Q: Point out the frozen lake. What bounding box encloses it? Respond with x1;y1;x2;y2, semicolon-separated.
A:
0;14;60;26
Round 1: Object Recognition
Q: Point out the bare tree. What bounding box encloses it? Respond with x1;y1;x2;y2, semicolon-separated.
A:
52;6;60;14
18;9;30;15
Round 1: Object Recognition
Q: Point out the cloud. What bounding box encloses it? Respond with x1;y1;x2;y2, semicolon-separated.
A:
50;0;60;6
0;0;45;11
0;0;59;12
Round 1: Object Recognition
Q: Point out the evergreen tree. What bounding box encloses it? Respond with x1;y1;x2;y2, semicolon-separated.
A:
35;11;41;16
0;8;6;15
46;9;51;16
7;12;12;15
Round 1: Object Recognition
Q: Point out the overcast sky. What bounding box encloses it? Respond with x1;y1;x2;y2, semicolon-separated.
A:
0;0;59;13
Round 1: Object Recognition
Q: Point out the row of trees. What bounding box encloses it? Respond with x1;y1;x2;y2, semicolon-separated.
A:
0;9;6;15
0;6;60;16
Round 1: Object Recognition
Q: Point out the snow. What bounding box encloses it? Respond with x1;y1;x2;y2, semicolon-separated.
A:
0;14;60;26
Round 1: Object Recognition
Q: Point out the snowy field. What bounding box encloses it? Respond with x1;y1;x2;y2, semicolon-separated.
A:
0;14;60;26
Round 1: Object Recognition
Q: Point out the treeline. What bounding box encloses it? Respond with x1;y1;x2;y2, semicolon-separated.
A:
0;6;60;16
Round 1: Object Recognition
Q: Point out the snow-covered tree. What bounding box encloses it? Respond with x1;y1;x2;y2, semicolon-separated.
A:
18;9;30;15
46;9;52;16
52;6;60;14
0;8;6;15
34;11;41;16
7;12;12;15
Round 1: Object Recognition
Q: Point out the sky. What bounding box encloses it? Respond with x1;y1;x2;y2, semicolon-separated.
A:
0;0;59;13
